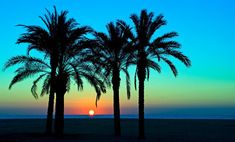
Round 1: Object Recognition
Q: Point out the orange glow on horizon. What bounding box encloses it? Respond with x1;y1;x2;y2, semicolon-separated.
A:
64;91;113;115
63;88;137;115
65;105;113;115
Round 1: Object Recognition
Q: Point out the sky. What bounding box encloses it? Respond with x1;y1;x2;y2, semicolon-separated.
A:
0;0;235;118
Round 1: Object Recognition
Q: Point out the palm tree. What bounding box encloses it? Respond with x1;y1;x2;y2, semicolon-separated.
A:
16;7;62;134
15;7;93;135
3;55;52;103
53;40;108;136
92;21;135;136
130;9;191;139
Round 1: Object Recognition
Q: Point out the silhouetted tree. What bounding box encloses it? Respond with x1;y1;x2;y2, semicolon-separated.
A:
130;9;191;139
3;55;52;101
14;6;105;136
16;7;63;134
92;21;135;136
53;40;107;136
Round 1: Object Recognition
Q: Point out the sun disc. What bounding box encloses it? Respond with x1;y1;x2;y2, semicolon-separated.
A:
89;109;95;116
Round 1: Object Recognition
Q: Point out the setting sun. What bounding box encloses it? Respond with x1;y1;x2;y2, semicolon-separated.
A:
89;110;95;116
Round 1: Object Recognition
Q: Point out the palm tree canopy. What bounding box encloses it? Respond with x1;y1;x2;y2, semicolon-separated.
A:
92;20;135;99
16;6;92;67
130;9;191;82
7;6;106;107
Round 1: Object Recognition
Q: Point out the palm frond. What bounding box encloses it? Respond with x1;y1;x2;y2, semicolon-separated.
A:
121;67;131;99
147;59;161;73
117;20;135;41
3;55;50;70
81;73;106;107
154;32;178;42
146;66;150;81
165;50;191;67
41;75;51;96
153;41;181;49
69;63;83;91
9;69;42;89
66;76;71;93
134;68;137;90
31;74;47;99
161;57;178;77
147;14;166;38
130;14;140;34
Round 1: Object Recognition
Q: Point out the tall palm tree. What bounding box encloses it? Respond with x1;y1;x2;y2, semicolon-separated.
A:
15;7;93;135
92;21;135;136
3;55;52;102
130;9;191;139
53;40;108;136
16;7;63;134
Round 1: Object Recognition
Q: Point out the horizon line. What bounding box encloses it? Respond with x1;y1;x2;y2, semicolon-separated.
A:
1;114;235;120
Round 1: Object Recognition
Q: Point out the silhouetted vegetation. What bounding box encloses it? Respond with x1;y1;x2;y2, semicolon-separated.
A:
130;9;191;139
4;7;107;137
15;7;62;134
91;21;135;136
3;6;191;140
3;55;55;134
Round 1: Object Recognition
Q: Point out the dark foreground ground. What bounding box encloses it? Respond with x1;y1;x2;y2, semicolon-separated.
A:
0;119;234;142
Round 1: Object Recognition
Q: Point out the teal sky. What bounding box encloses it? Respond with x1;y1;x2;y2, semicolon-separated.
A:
0;0;235;118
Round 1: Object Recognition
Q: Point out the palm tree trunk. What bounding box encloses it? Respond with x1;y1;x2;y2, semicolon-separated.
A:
138;77;145;139
54;91;64;137
45;67;56;135
137;51;146;139
54;74;66;137
112;68;121;136
45;90;54;134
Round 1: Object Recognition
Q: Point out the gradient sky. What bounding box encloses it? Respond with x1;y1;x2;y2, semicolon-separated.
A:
0;0;235;118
